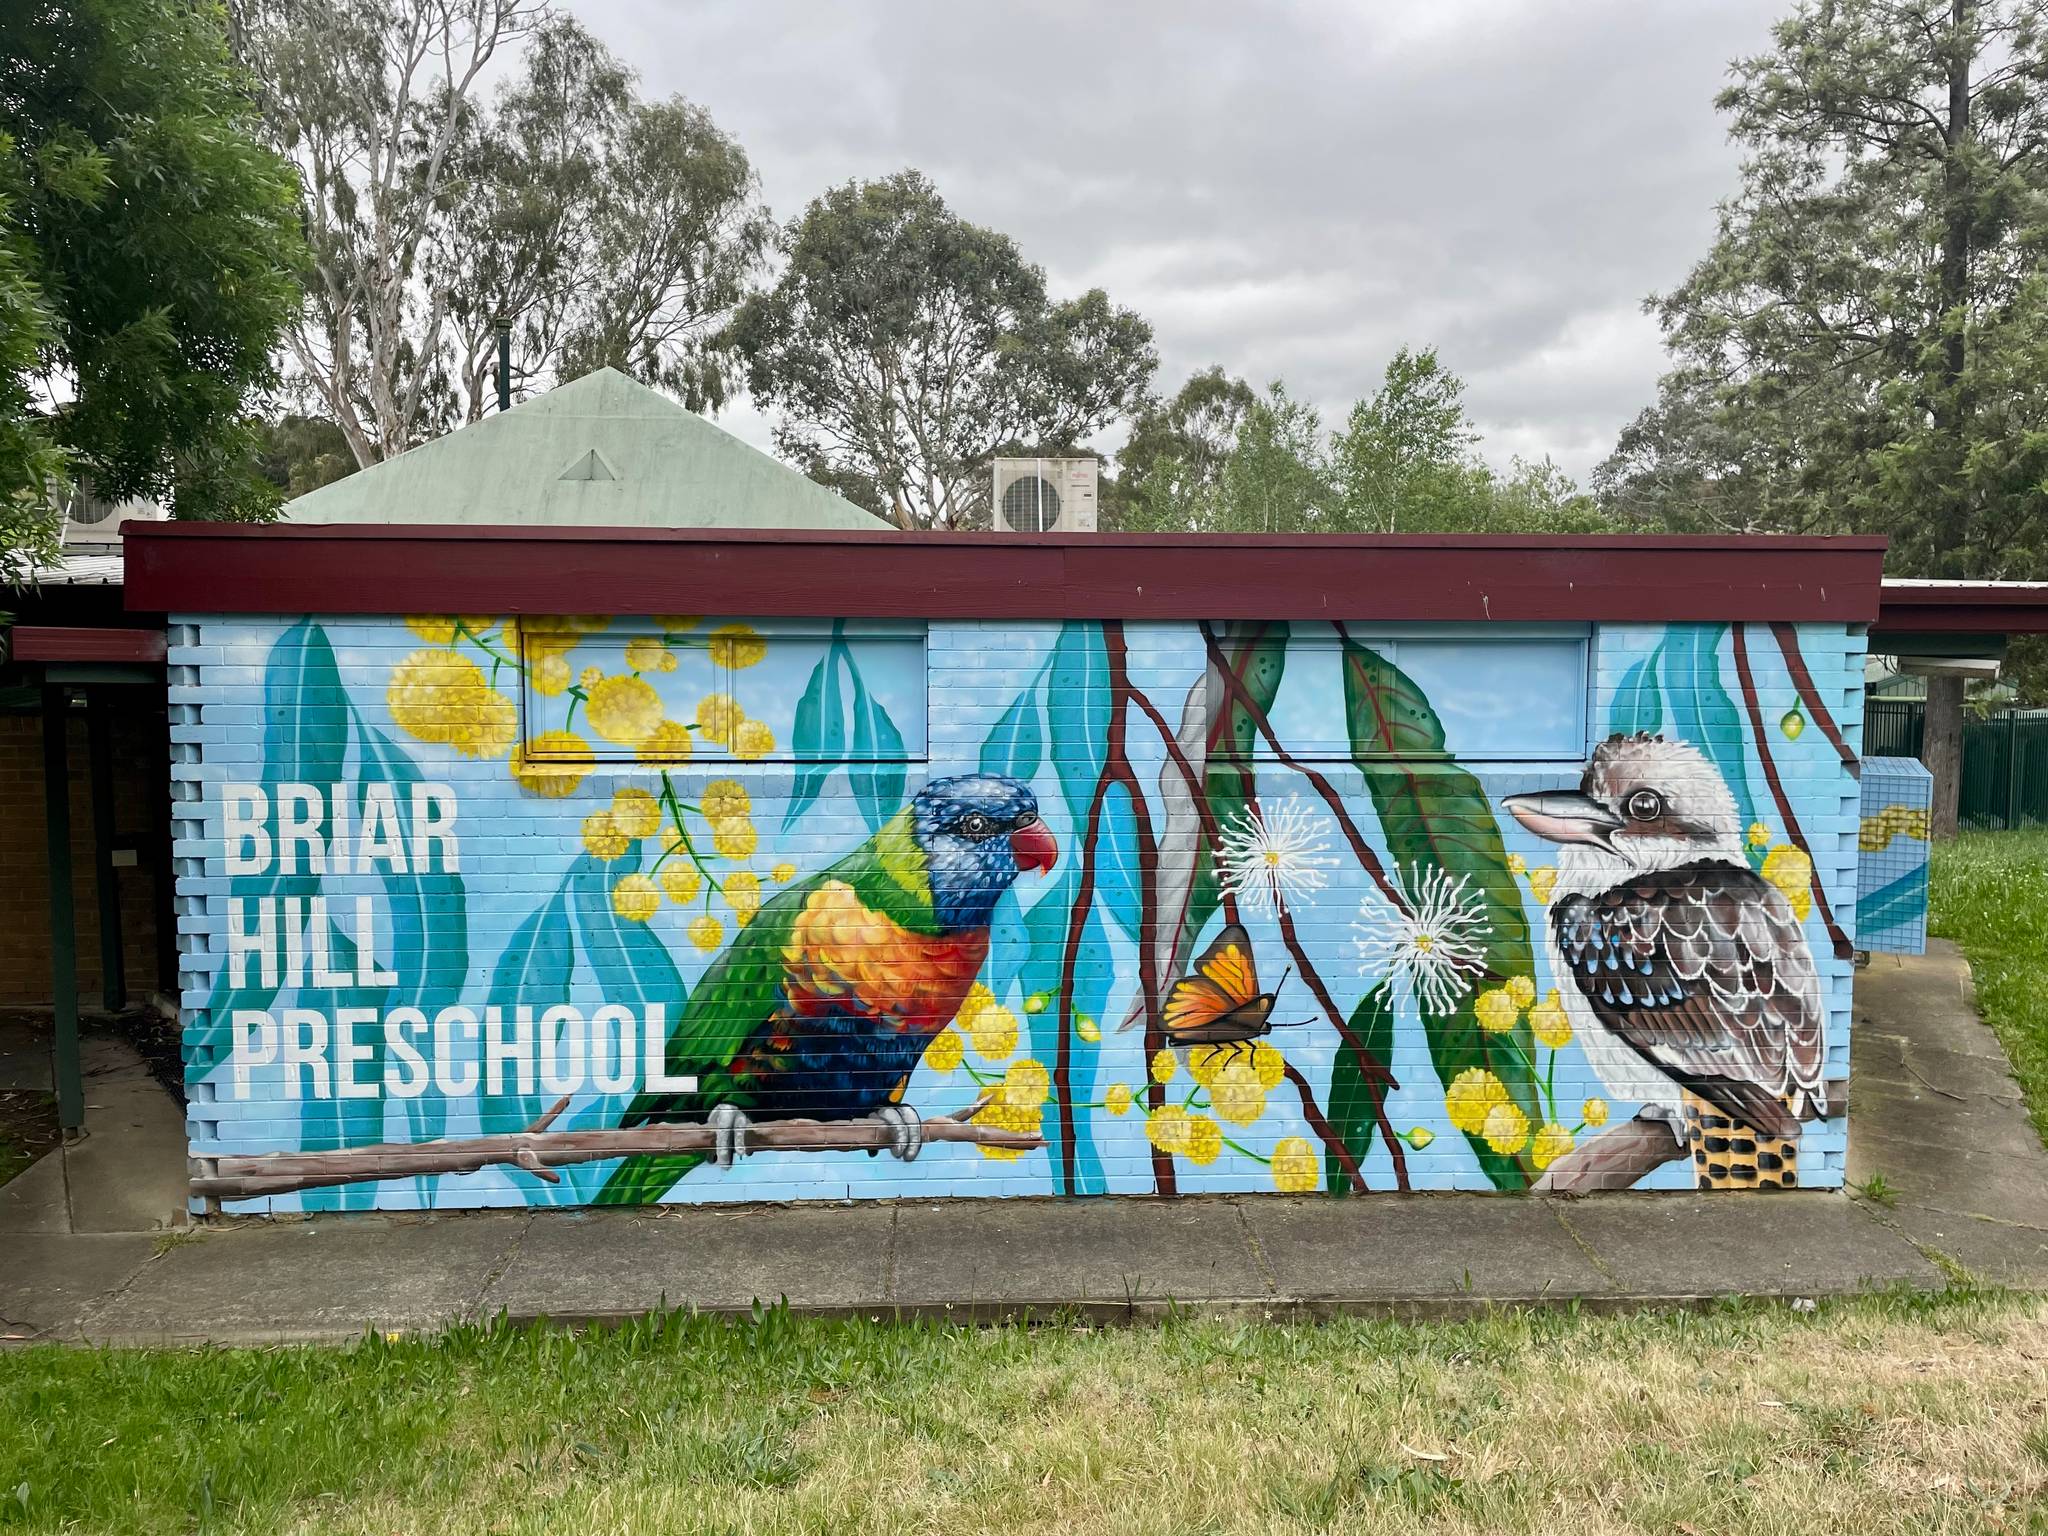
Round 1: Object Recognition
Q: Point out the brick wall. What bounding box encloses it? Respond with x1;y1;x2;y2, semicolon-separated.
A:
172;615;1865;1214
0;702;168;1005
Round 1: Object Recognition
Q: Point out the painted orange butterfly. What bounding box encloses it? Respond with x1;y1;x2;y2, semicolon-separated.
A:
1161;923;1301;1049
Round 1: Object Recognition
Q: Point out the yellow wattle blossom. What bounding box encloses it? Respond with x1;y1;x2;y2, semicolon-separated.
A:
1474;986;1521;1035
1762;844;1814;920
584;674;664;747
732;719;776;760
639;720;693;762
924;1029;964;1075
1531;1121;1575;1171
701;779;751;820
1582;1097;1610;1128
711;815;758;859
404;615;496;645
1003;1058;1051;1110
1748;821;1773;848
526;614;609;634
530;653;572;698
516;621;578;662
1527;866;1557;905
1145;1103;1193;1155
624;636;678;674
707;623;767;669
659;863;702;906
1208;1057;1268;1127
723;871;762;926
610;874;659;923
770;863;796;883
971;1096;1039;1161
476;690;519;759
1445;1067;1509;1135
653;615;699;632
959;985;1019;1062
1505;852;1526;875
1075;1014;1101;1043
510;732;592;798
695;692;743;746
1482;1100;1530;1156
582;810;630;861
1184;1115;1223;1165
1530;988;1573;1049
1506;974;1537;1009
1105;1082;1134;1116
1270;1135;1319;1193
1150;1047;1178;1085
687;914;724;952
388;649;519;758
609;787;662;840
580;666;604;691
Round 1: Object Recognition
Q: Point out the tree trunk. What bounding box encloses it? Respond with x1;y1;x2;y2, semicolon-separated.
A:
1933;0;1975;565
1924;673;1966;839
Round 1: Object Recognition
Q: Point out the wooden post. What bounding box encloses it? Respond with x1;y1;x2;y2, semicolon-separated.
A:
1924;674;1966;840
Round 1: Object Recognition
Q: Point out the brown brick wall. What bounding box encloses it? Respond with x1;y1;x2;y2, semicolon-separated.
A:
0;701;168;1005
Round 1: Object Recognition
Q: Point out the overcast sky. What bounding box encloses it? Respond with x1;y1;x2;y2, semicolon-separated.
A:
567;0;1784;482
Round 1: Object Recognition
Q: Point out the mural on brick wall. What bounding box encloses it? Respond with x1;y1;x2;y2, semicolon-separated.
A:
179;615;1858;1212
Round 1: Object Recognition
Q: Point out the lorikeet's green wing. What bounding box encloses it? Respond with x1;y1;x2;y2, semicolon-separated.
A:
594;813;939;1206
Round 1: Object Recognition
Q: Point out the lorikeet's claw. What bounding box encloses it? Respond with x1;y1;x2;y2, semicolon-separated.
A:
875;1104;924;1162
707;1102;752;1168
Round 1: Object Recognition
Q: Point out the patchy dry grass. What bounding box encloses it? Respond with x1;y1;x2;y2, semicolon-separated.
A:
1932;828;2048;1147
5;1291;2048;1534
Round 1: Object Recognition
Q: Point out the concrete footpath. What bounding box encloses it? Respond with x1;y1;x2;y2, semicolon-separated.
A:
4;943;2045;1346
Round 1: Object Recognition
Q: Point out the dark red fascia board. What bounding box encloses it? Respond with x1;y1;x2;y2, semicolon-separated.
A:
1873;581;2048;636
125;523;1890;625
10;625;168;663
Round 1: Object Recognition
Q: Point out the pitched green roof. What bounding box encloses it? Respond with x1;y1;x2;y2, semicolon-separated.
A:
281;369;886;530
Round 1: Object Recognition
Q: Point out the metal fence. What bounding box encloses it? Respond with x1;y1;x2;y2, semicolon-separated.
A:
1864;701;2048;829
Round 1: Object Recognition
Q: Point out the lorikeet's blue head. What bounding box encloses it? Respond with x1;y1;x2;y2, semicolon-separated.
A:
911;773;1057;933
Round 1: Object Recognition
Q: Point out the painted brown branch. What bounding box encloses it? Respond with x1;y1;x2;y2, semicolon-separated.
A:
1531;1113;1688;1194
190;1100;1041;1201
1731;625;1855;960
1201;625;1409;914
1770;621;1858;777
1101;623;1176;1196
1281;1060;1367;1193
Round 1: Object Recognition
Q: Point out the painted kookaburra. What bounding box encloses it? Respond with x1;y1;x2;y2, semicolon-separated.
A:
1501;734;1826;1190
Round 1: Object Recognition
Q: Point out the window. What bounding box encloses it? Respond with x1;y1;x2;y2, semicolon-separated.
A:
1218;625;1589;764
520;620;927;764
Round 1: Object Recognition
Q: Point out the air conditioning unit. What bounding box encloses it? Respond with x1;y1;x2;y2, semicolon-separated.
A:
63;484;168;547
991;457;1098;534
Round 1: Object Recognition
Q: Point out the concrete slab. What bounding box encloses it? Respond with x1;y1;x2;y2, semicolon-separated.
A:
1557;1193;1940;1296
484;1204;896;1321
65;1035;187;1233
1242;1194;1610;1302
1848;1128;2048;1230
88;1214;528;1342
0;1151;70;1234
892;1198;1266;1311
0;1234;155;1340
1849;1076;2048;1164
1885;1206;2048;1287
1852;1030;2029;1107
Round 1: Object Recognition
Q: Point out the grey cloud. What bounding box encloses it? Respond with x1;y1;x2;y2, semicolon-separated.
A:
571;0;1783;479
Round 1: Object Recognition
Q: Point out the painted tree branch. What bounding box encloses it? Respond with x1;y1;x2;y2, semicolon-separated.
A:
1769;621;1859;777
191;1097;1041;1201
1281;1060;1366;1192
1731;626;1855;959
1531;1113;1688;1194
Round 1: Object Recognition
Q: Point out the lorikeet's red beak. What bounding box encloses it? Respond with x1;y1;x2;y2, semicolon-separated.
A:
1011;820;1058;876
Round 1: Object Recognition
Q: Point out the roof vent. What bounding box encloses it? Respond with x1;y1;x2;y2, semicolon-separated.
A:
559;448;618;482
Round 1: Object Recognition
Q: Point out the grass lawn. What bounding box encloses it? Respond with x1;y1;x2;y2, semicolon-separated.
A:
1930;827;2048;1147
5;1292;2048;1535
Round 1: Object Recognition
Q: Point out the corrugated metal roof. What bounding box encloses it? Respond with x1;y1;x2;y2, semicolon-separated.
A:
11;549;125;587
279;368;888;531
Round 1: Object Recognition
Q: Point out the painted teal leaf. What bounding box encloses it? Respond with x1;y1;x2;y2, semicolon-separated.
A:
979;684;1044;781
296;925;388;1214
196;619;350;1077
1610;647;1664;737
1018;864;1107;1195
479;878;575;1139
783;643;846;829
1661;626;1764;865
1342;636;1539;1191
846;643;908;835
1325;982;1395;1194
1043;622;1139;943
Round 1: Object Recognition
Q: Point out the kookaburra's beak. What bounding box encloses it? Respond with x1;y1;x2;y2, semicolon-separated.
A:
1010;820;1059;876
1501;790;1624;852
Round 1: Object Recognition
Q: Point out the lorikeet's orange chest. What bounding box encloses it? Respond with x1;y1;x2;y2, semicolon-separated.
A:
781;880;991;1035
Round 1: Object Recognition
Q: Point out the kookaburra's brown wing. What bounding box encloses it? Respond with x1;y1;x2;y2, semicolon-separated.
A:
1552;859;1826;1137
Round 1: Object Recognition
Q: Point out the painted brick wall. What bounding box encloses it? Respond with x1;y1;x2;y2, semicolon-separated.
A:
172;615;1864;1214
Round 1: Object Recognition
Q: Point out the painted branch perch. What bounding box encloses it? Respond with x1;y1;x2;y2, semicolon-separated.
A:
1530;1113;1688;1194
191;1097;1043;1200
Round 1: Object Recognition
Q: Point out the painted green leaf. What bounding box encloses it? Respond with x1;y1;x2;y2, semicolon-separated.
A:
1342;636;1540;1190
1045;622;1139;943
979;682;1044;781
295;925;389;1214
845;641;907;835
1662;625;1764;866
782;642;845;829
1179;621;1289;948
1610;647;1663;737
1324;981;1395;1194
480;877;576;1137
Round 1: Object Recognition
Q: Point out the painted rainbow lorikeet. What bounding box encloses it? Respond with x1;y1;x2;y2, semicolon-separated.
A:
595;773;1057;1205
